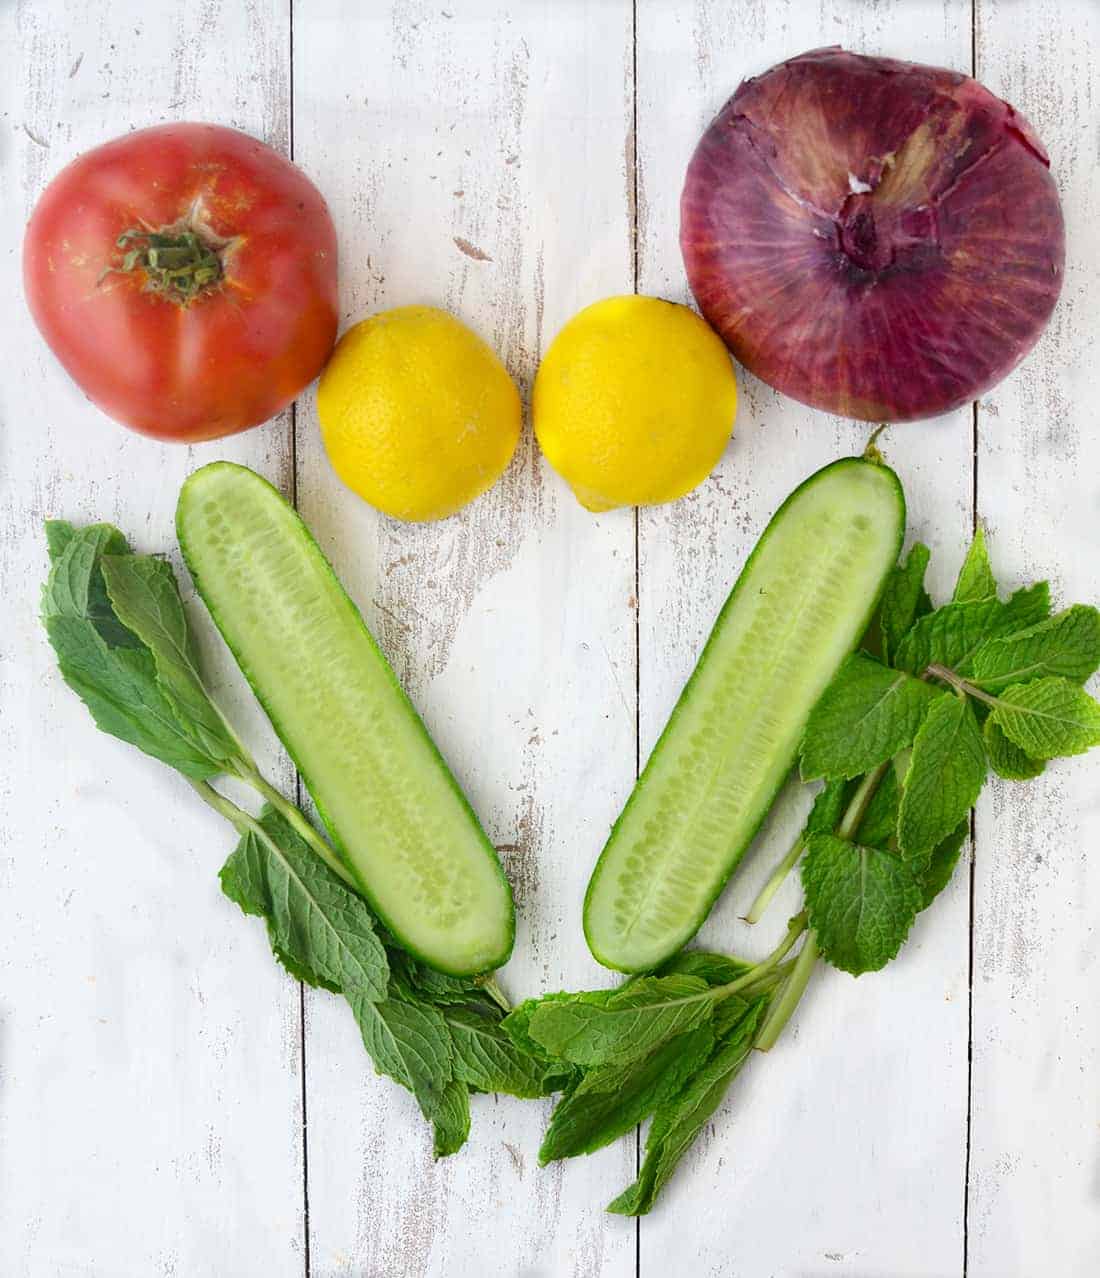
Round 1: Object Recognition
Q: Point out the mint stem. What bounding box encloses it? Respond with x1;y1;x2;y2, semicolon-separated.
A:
477;974;512;1012
231;761;359;890
198;772;359;890
749;761;888;1049
754;930;820;1052
744;833;806;925
837;761;889;840
925;662;1001;708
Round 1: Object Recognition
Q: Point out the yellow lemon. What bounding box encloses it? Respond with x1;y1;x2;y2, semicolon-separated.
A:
533;295;737;512
317;305;521;522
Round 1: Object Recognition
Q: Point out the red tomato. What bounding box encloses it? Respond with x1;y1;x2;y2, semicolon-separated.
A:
23;122;338;443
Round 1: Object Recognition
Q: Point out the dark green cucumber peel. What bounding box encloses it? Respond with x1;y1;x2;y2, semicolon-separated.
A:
584;458;906;973
177;462;514;976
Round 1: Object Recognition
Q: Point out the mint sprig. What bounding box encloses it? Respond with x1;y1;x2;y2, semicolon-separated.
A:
40;521;552;1157
519;524;1100;1216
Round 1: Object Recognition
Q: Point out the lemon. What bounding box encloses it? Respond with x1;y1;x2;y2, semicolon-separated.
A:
533;295;737;512
317;305;521;522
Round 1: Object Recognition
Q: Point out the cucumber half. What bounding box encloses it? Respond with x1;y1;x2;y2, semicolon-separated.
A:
177;462;514;975
584;457;905;972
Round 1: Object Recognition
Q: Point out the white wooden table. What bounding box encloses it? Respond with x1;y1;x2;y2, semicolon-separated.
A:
3;2;1097;1275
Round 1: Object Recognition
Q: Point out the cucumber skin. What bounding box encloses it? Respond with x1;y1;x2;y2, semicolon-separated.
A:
583;456;906;973
177;461;514;976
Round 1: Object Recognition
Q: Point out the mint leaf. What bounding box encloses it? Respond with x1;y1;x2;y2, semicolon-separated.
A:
802;834;921;974
42;523;144;650
443;1002;569;1098
898;695;986;862
877;543;932;666
45;614;222;779
656;951;752;986
527;975;714;1067
502;991;607;1065
351;993;454;1122
801;653;943;781
969;606;1100;691
983;716;1044;781
990;677;1100;760
44;519;77;562
608;998;767;1216
430;1080;471;1158
219;806;388;1001
805;777;853;835
387;949;488;1007
917;821;969;910
42;527;225;779
539;1025;716;1164
853;764;901;848
894;586;1050;677
953;526;997;603
102;554;241;766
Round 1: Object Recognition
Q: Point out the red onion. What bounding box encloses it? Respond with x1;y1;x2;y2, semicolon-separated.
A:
680;48;1065;422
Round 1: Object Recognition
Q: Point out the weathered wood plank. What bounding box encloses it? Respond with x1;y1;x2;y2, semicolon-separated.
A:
0;3;304;1275
635;3;973;1272
969;2;1100;1273
291;3;637;1273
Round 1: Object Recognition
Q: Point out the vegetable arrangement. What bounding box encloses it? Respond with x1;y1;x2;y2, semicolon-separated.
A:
26;35;1094;1228
509;487;1100;1214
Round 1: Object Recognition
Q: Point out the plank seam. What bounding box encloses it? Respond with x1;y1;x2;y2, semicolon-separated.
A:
631;2;642;1275
963;4;979;1275
286;2;312;1275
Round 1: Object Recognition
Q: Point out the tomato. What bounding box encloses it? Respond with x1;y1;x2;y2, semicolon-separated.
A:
23;122;338;443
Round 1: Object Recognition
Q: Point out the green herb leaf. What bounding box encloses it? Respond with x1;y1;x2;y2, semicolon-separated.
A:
656;952;753;986
430;1080;471;1159
990;677;1100;760
351;993;454;1123
805;778;854;835
443;1002;570;1098
608;998;767;1216
983;716;1045;781
916;821;969;910
969;605;1100;691
42;528;224;779
877;543;932;666
527;975;714;1068
953;526;997;603
539;1025;716;1164
801;653;944;781
852;764;900;848
44;519;77;562
219;806;388;1001
101;554;241;766
387;949;488;1007
801;834;922;975
898;696;986;863
45;614;222;779
42;523;144;649
894;586;1050;676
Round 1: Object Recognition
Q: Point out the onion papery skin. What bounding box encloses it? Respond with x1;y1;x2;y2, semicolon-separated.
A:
680;47;1065;422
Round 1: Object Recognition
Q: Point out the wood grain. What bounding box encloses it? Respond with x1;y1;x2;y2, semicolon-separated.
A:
0;3;304;1276
969;2;1100;1273
3;1;1098;1274
635;3;973;1274
291;4;637;1274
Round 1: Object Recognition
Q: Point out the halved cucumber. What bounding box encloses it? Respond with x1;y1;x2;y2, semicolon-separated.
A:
177;462;514;976
584;457;905;972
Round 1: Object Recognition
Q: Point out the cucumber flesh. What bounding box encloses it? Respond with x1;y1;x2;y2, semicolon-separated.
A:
177;462;514;976
584;458;905;972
